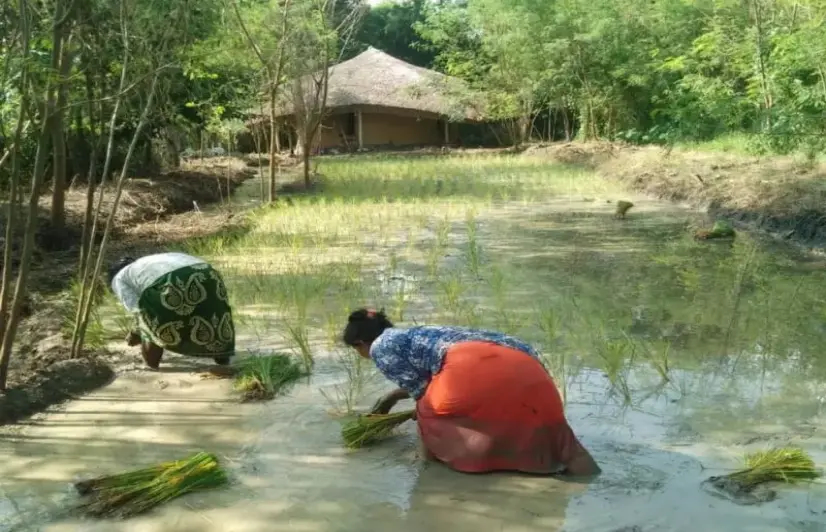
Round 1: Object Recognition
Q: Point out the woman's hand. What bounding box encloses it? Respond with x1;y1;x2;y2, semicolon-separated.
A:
370;388;411;415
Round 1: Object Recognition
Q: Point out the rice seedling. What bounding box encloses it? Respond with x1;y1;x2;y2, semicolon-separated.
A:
319;349;372;416
487;265;519;333
284;322;314;372
641;339;671;382
388;250;399;277
323;312;343;349
234;353;307;401
74;452;228;518
438;272;464;317
436;216;451;248
458;301;482;328
341;410;416;449
537;305;560;347
464;210;482;277
426;243;442;280
111;304;135;339
62;276;107;348
705;447;822;504
392;277;409;322
596;336;636;405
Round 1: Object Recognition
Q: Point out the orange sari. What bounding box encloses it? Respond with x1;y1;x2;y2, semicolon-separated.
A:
415;341;586;474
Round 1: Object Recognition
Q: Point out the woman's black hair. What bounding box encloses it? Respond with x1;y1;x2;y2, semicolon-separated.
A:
342;308;394;347
107;256;136;286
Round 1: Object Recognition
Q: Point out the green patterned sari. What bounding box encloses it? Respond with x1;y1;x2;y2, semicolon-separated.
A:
136;263;235;358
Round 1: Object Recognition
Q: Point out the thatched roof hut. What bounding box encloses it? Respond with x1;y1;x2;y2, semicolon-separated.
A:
254;47;482;151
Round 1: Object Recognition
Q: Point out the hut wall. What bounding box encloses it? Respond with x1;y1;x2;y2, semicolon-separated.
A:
308;109;455;151
361;112;442;147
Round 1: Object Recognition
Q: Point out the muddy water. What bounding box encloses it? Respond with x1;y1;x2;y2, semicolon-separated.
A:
2;194;826;531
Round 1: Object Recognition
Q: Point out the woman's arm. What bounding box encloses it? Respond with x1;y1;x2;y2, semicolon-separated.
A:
371;387;411;414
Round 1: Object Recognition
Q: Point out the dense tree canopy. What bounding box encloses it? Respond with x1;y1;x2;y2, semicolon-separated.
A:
409;0;826;151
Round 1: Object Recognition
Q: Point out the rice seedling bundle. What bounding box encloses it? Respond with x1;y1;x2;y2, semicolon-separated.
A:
704;447;821;504
233;353;307;401
341;410;415;449
726;447;821;489
74;452;228;518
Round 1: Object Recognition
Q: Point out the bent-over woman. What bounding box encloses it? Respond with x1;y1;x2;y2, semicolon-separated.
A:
108;252;235;369
343;309;599;475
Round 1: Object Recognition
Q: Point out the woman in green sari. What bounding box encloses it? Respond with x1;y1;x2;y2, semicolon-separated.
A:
108;252;236;369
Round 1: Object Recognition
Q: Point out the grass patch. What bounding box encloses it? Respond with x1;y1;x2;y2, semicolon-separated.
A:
74;452;228;518
233;353;307;401
341;410;415;449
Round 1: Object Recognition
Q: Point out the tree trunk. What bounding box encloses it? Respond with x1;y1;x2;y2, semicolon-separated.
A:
303;140;311;188
750;0;773;131
71;18;130;357
73;76;159;356
268;88;278;203
77;71;99;288
48;1;73;235
0;17;30;389
0;123;52;390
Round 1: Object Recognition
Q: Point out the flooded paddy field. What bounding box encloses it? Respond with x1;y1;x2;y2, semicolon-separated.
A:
1;153;825;531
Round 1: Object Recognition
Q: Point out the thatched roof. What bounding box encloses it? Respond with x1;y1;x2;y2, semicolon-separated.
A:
260;47;481;121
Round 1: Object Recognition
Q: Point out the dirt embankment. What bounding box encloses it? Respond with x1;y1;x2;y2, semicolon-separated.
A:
525;142;826;249
0;157;257;426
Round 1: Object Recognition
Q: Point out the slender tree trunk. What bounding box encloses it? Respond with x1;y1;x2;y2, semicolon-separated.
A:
0;120;53;390
0;3;31;391
77;71;100;294
253;122;265;201
48;0;73;234
71;6;130;357
303;139;311;187
750;0;773;131
268;87;277;202
73;76;159;355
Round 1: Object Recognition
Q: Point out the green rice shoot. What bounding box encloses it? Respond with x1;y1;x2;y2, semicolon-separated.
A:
74;452;228;518
341;410;415;449
233;353;307;401
726;447;822;489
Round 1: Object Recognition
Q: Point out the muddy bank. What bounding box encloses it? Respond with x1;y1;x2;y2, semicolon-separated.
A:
0;158;255;427
0;357;114;426
524;142;826;250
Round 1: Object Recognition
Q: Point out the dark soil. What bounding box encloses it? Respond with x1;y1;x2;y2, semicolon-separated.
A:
525;142;826;251
0;356;115;425
0;158;255;426
700;475;777;506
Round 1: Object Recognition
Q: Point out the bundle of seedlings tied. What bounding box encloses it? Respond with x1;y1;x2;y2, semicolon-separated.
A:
74;452;228;518
232;353;307;401
341;410;416;449
694;220;736;241
705;447;821;503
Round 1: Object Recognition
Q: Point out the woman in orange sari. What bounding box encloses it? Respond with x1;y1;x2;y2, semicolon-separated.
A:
342;308;600;475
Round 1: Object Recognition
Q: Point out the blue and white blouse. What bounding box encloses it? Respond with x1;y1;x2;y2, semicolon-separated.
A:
369;326;542;399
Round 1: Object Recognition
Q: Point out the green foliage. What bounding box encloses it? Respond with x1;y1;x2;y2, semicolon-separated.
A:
408;0;826;152
351;0;435;66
